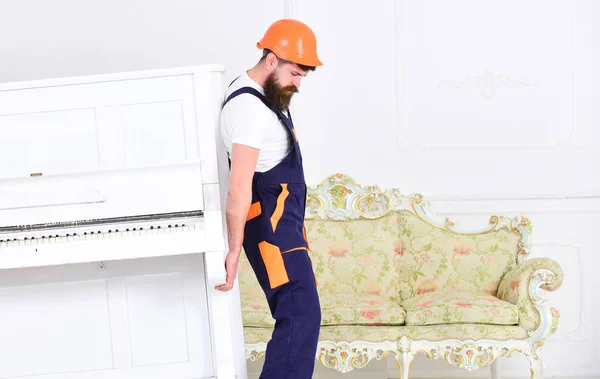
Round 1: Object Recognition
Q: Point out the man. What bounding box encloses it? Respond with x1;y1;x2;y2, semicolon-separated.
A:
215;19;323;379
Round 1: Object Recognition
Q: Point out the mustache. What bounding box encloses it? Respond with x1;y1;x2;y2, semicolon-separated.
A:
282;85;298;94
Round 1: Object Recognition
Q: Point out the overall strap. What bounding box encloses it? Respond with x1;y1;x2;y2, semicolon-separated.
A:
223;87;273;110
222;86;301;168
222;86;272;170
228;76;241;88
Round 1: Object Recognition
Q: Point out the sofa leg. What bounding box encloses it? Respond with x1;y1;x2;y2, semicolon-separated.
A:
491;360;500;379
528;357;544;379
394;353;413;379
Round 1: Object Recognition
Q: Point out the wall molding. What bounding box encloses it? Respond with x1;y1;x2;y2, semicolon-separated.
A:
424;196;600;215
393;0;585;151
284;0;298;19
436;70;540;100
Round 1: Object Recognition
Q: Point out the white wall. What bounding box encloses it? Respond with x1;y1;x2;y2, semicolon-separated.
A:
293;1;599;378
1;0;598;378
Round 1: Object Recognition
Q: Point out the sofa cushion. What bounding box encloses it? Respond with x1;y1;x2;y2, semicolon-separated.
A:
320;293;405;326
402;291;519;326
238;251;406;327
240;288;406;328
395;211;521;301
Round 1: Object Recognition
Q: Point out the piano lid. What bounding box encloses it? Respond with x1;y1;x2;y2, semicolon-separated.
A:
0;162;204;230
0;66;227;231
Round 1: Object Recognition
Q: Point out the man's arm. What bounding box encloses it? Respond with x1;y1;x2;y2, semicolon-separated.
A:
225;143;260;255
215;143;260;291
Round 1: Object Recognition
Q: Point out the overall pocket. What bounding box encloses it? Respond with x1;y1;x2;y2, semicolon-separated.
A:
258;241;290;289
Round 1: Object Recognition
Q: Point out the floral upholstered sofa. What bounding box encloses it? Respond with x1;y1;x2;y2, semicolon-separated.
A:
238;174;563;379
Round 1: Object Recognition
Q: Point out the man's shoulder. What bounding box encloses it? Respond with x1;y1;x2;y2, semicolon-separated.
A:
223;76;270;116
223;93;271;118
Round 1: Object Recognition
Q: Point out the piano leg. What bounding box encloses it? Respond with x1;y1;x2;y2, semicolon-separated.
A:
204;249;237;379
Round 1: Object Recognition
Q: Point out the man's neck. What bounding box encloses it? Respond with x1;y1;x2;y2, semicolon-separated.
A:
247;65;267;89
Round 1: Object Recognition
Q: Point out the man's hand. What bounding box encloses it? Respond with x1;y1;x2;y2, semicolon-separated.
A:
215;250;241;291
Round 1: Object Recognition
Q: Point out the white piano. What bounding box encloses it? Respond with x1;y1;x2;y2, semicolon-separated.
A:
0;65;244;379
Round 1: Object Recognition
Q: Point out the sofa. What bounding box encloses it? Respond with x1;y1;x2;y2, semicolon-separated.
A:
238;173;563;379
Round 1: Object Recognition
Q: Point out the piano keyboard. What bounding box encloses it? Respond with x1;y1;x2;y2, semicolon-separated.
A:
0;223;196;248
0;210;203;247
0;211;212;270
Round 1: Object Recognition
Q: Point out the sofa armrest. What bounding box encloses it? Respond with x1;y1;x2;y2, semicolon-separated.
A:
497;257;563;333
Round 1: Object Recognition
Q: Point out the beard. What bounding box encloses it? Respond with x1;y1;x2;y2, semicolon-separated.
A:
263;71;298;111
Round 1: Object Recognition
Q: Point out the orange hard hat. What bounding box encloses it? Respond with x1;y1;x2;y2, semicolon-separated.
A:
257;19;323;67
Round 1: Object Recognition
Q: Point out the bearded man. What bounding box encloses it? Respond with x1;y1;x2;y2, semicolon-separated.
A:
216;19;323;379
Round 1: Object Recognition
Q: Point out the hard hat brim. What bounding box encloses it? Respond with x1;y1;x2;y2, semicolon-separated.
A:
257;42;323;67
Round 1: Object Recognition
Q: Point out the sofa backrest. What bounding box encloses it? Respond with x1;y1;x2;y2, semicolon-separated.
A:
304;213;404;304
392;211;521;301
304;209;522;303
237;174;532;307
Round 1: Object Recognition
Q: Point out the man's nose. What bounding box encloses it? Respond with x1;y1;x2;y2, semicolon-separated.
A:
292;77;301;89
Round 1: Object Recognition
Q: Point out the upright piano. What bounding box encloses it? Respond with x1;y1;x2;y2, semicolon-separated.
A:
0;65;243;379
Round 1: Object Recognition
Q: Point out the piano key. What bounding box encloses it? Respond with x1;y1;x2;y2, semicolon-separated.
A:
0;223;207;270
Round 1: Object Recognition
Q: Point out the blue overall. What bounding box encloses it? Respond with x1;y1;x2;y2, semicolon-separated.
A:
223;86;321;379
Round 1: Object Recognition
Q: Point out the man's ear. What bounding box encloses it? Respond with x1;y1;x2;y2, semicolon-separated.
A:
266;52;279;70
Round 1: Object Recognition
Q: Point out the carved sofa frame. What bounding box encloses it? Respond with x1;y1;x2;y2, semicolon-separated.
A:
238;174;563;379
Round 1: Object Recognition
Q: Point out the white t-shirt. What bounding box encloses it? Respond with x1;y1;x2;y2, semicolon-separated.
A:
220;72;292;173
